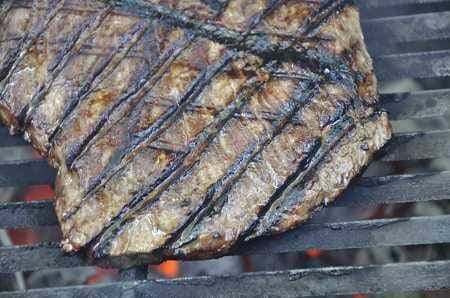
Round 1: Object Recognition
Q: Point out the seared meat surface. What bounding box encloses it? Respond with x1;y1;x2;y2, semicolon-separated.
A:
0;0;391;264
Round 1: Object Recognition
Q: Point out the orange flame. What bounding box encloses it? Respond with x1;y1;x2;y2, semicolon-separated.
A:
155;260;180;278
86;268;118;285
306;248;322;258
352;294;368;298
23;185;55;201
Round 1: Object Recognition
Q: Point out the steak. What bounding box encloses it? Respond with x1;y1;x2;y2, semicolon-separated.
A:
0;0;391;265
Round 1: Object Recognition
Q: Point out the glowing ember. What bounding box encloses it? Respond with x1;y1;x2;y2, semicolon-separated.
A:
155;260;180;278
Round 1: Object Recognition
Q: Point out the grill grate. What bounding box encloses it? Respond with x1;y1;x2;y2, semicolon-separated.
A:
2;261;450;297
1;0;450;296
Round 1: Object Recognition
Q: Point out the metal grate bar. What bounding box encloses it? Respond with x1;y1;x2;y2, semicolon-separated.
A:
0;242;85;273
0;201;58;228
236;215;450;256
3;260;449;298
1;215;449;273
357;0;450;8
380;89;450;121
119;266;148;281
0;127;27;147
0;159;55;187
340;171;450;206
381;130;450;161
363;12;450;44
374;50;450;81
1;170;450;229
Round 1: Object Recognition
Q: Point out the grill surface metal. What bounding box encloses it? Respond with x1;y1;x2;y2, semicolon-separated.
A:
1;0;450;296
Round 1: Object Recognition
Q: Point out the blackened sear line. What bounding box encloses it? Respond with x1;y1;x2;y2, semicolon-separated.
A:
20;6;113;129
0;0;35;83
47;20;149;145
79;50;234;203
75;0;284;218
46;6;112;74
65;38;192;173
62;22;153;168
83;21;150;96
0;0;42;84
58;37;196;223
200;0;229;14
84;1;288;249
108;0;352;73
298;0;354;36
245;0;286;34
0;0;64;85
92;78;266;258
219;137;321;250
169;80;321;251
245;115;354;240
0;0;64;133
0;1;13;27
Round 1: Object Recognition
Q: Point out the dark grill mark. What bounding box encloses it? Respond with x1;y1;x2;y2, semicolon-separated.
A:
166;0;357;253
247;115;355;239
169;80;322;251
48;19;150;146
200;0;230;15
93;77;267;258
21;6;112;129
62;0;287;224
92;0;359;257
0;0;63;87
298;0;354;36
0;1;36;83
0;0;377;260
65;35;193;171
75;50;233;212
0;1;13;27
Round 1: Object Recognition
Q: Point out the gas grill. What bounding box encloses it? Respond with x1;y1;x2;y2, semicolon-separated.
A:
1;0;450;296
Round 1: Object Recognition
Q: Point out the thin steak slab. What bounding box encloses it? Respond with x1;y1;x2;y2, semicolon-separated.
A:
0;0;391;265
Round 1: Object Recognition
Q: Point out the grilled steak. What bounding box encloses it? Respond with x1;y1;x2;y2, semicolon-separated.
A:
0;0;391;264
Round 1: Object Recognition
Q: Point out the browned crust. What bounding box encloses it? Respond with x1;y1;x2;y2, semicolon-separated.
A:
0;0;392;264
